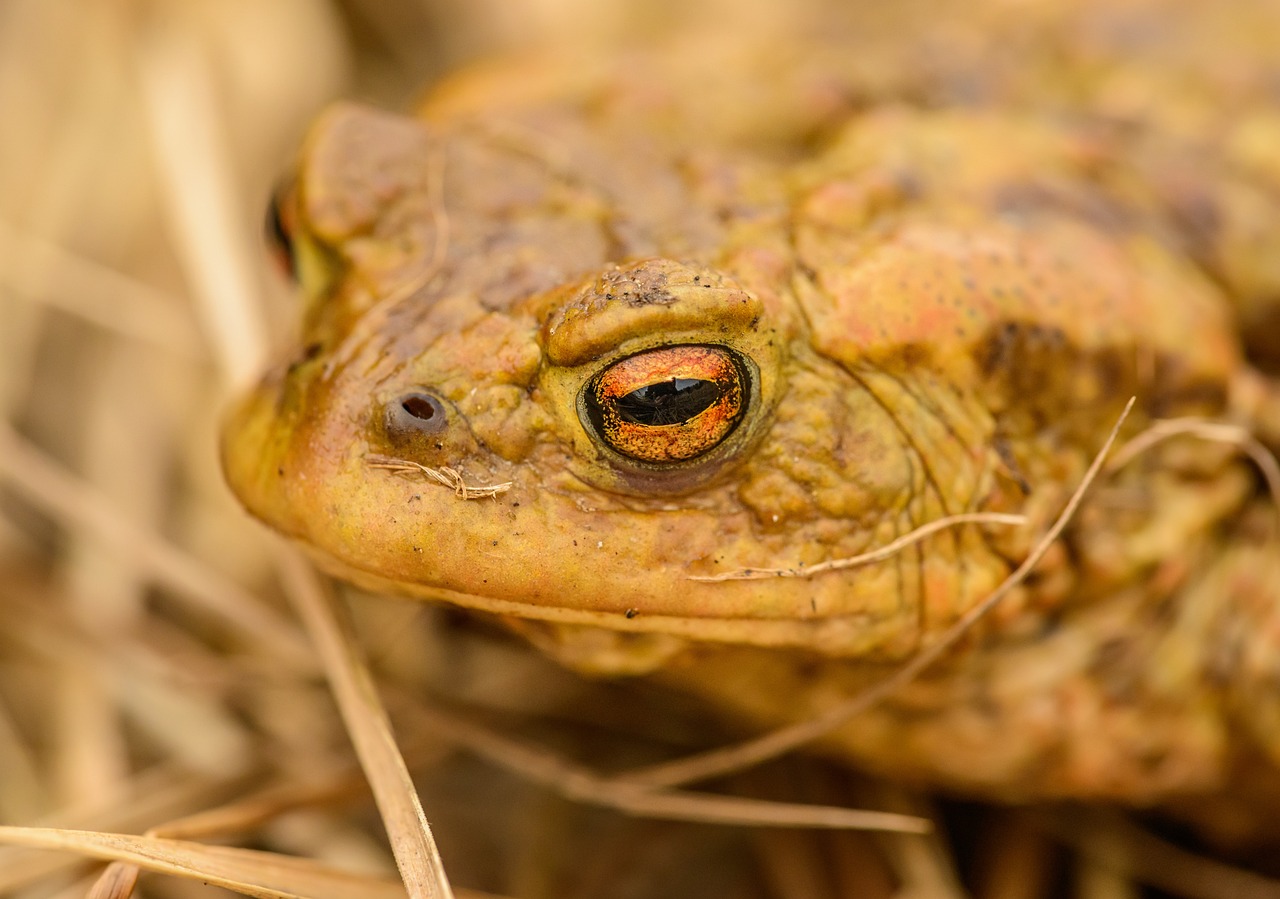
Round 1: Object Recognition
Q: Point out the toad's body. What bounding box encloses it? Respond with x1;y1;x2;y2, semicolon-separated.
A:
224;0;1280;820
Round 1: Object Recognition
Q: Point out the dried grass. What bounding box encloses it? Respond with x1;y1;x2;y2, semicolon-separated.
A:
2;2;1279;898
365;457;512;501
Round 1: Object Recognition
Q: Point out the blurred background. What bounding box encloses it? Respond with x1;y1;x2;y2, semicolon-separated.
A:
1;1;1278;897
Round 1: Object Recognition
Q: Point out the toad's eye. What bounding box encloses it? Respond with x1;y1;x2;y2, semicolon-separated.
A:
583;345;749;463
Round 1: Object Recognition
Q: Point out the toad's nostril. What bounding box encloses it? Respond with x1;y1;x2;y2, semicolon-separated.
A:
401;394;440;421
385;391;449;441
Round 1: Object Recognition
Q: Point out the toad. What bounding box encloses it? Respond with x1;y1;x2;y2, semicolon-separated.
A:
223;0;1280;825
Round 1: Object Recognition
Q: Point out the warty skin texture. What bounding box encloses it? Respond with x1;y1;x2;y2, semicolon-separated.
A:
224;0;1280;826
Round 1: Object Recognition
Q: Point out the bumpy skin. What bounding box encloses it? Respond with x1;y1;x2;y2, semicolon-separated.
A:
224;0;1280;817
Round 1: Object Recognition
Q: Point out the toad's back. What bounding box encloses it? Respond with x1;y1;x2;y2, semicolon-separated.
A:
223;0;1280;822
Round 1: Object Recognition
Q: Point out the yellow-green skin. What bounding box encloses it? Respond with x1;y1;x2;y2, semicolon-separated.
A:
224;0;1280;821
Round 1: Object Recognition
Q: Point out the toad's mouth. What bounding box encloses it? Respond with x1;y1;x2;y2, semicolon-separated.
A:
298;541;912;657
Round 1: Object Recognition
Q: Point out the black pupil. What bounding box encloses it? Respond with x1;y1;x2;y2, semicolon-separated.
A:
402;395;439;421
616;378;720;426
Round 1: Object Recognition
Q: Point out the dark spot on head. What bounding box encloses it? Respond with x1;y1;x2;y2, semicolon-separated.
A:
897;343;930;367
993;180;1138;235
979;321;1032;377
977;321;1230;444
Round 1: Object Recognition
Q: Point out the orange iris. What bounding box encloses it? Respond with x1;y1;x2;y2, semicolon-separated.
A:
584;345;747;463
